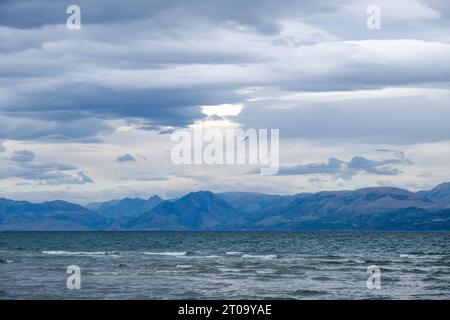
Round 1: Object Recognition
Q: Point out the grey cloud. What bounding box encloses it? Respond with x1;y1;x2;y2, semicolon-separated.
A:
78;171;94;184
0;79;241;140
0;0;328;30
42;171;94;185
3;86;217;125
140;125;176;135
0;149;94;185
0;0;449;143
376;149;412;162
0;115;112;141
348;157;402;176
139;124;161;132
274;153;412;179
116;154;136;162
277;157;345;176
1;0;446;48
207;114;225;121
238;93;450;144
158;128;177;135
11;149;35;162
0;142;5;153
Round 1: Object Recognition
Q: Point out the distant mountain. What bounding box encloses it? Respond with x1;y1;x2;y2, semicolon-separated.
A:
125;191;241;230
89;195;163;220
252;187;447;230
1;183;450;231
85;199;121;212
217;192;290;215
417;182;450;206
0;199;106;231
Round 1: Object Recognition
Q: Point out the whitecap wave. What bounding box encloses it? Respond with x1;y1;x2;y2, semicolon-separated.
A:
0;258;13;263
256;269;276;274
42;251;119;257
241;254;278;259
400;254;444;259
193;255;220;259
92;272;120;276
142;251;187;256
219;267;241;272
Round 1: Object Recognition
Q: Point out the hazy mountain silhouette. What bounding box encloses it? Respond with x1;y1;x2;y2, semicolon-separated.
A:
0;198;106;231
124;191;240;230
87;195;163;221
1;183;450;231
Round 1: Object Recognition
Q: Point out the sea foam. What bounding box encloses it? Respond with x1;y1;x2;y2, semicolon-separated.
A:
142;251;187;256
241;254;278;259
42;251;119;257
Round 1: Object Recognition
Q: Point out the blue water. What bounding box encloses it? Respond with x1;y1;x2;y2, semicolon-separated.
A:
0;232;449;299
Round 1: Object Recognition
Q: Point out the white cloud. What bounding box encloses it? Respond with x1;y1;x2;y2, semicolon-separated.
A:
202;104;243;117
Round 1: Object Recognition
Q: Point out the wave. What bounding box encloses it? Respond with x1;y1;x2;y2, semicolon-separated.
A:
399;254;445;259
226;251;243;255
92;272;120;276
256;269;276;274
0;258;13;263
192;255;220;259
241;254;278;260
42;251;119;257
219;267;241;273
156;269;191;274
142;251;187;256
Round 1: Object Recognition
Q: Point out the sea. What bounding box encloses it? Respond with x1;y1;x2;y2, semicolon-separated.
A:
0;231;449;299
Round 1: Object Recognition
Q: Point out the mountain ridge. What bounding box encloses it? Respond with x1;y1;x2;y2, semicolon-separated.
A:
1;183;450;231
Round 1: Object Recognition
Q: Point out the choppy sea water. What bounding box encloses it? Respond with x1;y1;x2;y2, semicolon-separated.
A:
0;232;449;299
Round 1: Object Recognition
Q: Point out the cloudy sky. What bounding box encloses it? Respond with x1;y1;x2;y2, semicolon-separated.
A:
0;0;449;203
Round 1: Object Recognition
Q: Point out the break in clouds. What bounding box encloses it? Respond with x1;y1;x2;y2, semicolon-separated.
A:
0;0;449;201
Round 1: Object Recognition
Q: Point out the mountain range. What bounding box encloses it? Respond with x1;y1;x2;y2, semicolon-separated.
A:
1;182;450;231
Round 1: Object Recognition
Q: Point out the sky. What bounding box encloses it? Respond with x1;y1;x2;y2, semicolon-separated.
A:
0;0;449;204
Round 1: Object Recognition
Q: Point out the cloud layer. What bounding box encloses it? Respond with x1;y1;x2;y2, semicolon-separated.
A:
0;0;449;200
1;0;449;142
